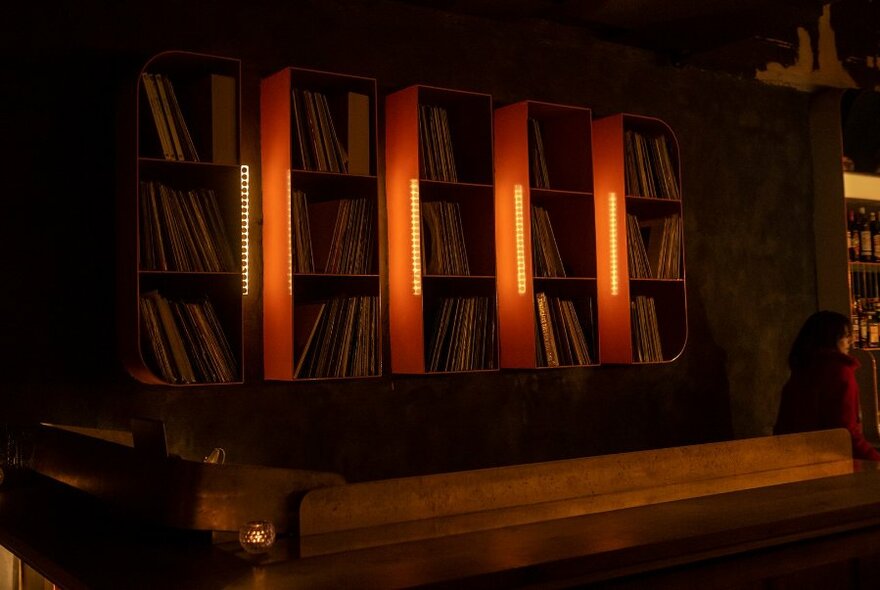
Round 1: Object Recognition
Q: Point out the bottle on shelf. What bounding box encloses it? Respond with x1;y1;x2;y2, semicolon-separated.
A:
859;207;873;262
850;260;880;349
852;309;862;348
870;311;880;348
860;307;869;348
849;209;859;261
872;211;880;262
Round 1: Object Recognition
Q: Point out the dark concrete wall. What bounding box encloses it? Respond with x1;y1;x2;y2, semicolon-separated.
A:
2;0;819;482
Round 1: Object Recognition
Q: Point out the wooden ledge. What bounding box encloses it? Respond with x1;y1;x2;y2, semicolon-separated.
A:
300;429;854;555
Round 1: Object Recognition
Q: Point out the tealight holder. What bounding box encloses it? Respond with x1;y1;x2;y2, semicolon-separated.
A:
238;520;276;554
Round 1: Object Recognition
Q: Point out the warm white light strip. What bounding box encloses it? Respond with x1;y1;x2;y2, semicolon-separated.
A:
287;169;293;296
609;192;619;296
410;179;422;296
514;184;526;295
240;165;250;295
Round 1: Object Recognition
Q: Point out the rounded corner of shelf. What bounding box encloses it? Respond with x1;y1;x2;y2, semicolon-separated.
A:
141;51;174;72
123;362;171;387
664;341;687;364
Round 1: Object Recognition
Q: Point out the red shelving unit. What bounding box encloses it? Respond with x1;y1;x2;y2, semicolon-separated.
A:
261;67;381;380
593;113;687;364
386;85;498;374
494;100;599;368
117;51;244;385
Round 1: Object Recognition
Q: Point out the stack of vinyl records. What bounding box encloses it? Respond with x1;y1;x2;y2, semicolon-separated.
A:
141;73;200;161
139;181;235;272
291;88;349;173
624;130;679;199
531;205;566;277
631;295;663;362
534;292;595;367
140;291;239;383
626;213;682;279
422;201;470;275
419;105;457;182
427;296;495;371
295;295;379;378
528;117;550;189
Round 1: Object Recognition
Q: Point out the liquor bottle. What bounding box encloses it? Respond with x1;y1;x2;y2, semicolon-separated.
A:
849;209;859;261
860;207;873;262
846;209;859;261
872;211;880;262
869;312;880;348
852;310;861;348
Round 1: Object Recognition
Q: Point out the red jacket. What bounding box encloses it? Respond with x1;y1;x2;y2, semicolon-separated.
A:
774;348;880;461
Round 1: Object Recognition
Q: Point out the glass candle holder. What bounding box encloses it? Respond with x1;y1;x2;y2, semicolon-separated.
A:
239;520;276;554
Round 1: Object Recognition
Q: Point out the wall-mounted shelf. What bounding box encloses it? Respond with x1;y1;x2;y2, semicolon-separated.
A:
592;113;687;364
118;51;243;385
261;67;381;380
494;100;599;369
385;85;498;374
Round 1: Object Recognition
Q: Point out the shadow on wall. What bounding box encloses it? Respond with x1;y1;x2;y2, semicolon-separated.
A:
842;90;880;174
663;282;734;448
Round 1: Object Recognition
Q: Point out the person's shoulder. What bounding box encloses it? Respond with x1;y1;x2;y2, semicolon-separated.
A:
813;348;859;371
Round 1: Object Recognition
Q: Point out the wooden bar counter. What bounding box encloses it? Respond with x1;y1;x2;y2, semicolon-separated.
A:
3;430;880;589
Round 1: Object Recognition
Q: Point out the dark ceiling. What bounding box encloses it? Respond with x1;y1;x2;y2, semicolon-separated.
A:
393;0;880;88
395;0;831;60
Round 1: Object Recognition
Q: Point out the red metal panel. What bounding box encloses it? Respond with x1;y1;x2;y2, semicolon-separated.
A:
494;101;536;368
260;68;294;380
386;87;425;373
593;114;633;364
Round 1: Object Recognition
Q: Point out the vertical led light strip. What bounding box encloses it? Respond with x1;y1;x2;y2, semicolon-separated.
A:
514;184;526;294
287;169;293;295
609;191;619;296
240;165;250;295
410;179;422;295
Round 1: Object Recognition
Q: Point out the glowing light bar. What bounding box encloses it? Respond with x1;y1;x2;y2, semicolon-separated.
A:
287;169;293;295
410;179;422;296
609;192;619;296
514;184;526;295
240;165;250;295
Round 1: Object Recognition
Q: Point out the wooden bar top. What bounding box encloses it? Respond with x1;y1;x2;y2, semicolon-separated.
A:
299;429;858;555
3;464;880;589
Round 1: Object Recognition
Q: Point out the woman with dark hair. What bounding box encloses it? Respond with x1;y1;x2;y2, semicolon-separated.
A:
775;310;880;460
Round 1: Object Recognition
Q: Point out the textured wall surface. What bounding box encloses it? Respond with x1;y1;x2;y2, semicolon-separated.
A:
2;0;822;482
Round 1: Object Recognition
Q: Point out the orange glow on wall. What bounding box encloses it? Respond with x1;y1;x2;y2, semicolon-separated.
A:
609;191;619;296
493;101;536;368
261;68;294;380
514;184;526;295
386;86;425;373
240;165;250;295
410;178;422;295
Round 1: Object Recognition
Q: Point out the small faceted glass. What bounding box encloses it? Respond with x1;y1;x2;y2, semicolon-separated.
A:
238;520;276;554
